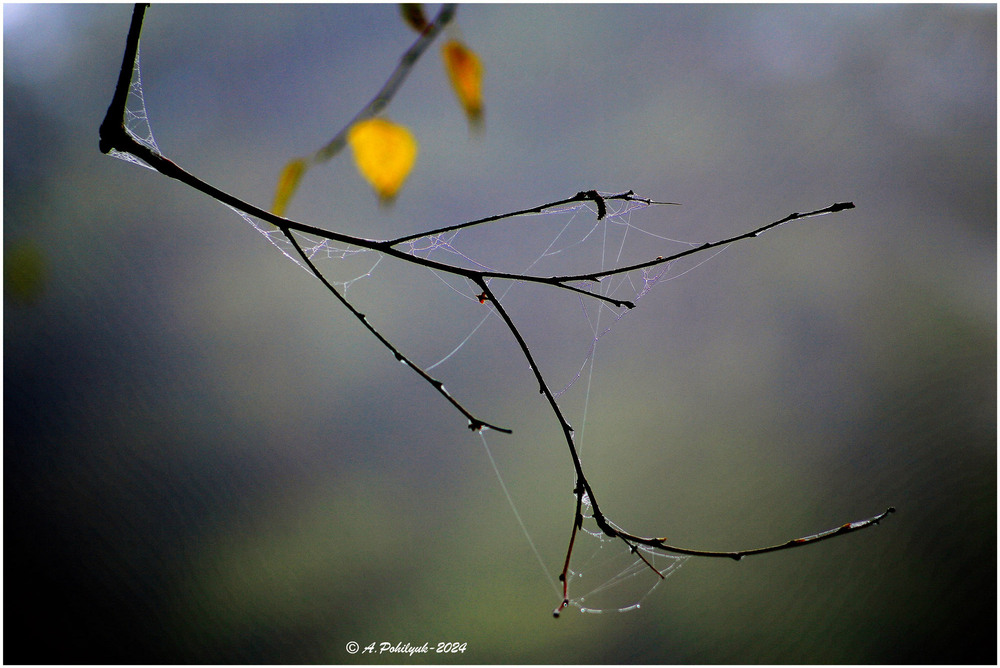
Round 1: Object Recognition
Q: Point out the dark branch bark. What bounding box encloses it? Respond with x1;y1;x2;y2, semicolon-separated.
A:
98;3;148;156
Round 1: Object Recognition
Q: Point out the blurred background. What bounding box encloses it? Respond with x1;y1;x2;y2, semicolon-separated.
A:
4;4;995;663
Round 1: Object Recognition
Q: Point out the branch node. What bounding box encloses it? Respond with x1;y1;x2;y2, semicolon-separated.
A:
585;190;607;220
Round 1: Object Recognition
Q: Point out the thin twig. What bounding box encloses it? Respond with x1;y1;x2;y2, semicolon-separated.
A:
283;228;512;434
388;190;678;247
644;506;897;559
547;202;856;285
311;4;457;164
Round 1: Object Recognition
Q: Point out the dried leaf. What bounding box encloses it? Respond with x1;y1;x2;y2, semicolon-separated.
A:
347;118;418;202
442;39;483;128
399;3;428;32
272;158;308;216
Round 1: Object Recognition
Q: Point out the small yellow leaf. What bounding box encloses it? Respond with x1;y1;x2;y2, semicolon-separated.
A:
272;158;308;216
442;39;484;128
347;118;418;202
399;4;428;32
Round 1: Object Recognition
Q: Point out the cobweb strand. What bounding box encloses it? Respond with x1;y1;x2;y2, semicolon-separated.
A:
566;504;689;614
107;44;161;170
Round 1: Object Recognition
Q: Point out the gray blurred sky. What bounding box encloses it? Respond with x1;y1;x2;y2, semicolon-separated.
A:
4;4;996;663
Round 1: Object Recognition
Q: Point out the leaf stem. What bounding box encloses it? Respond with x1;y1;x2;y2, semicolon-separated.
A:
310;4;458;165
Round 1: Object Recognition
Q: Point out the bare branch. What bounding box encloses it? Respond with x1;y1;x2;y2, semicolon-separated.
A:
644;506;897;559
388;189;678;247
99;5;509;435
100;4;891;618
284;229;512;434
98;3;149;156
548;202;856;285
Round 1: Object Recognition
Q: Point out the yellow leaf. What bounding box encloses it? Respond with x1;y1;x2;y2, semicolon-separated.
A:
272;158;308;216
442;39;483;128
347;118;418;202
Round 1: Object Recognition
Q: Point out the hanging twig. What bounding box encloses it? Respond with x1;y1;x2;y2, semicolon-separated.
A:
310;5;457;164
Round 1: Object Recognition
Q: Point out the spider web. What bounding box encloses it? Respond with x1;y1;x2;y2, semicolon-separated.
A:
106;45;161;169
244;197;708;614
264;196;713;614
569;497;689;614
116;57;726;615
447;199;705;614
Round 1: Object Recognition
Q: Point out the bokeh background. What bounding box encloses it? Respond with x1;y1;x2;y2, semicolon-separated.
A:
5;4;995;664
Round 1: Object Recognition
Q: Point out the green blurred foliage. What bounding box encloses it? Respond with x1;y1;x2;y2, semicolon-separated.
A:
4;238;47;304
